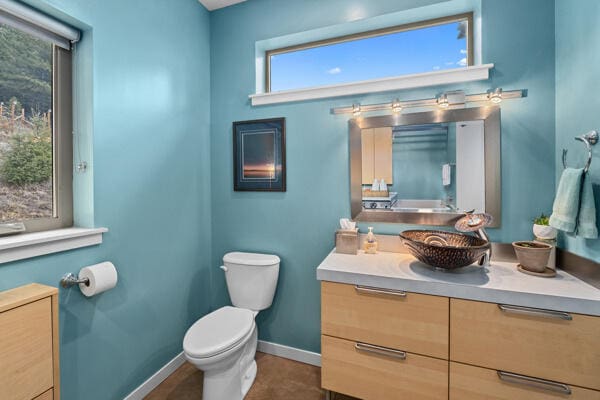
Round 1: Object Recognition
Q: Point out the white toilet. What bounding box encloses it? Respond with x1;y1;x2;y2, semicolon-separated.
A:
183;252;280;400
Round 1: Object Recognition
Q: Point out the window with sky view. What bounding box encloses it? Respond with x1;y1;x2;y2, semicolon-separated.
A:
269;19;469;92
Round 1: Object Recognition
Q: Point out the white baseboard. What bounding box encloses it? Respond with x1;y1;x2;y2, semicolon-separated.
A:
123;341;320;399
123;352;186;400
258;340;321;367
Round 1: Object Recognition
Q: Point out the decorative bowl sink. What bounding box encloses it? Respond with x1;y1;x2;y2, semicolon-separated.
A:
399;230;491;270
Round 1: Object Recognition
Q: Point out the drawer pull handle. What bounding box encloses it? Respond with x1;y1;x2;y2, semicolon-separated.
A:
498;304;572;321
354;285;407;298
497;371;572;395
355;342;407;360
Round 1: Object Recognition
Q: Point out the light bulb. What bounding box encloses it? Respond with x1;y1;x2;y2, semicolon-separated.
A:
437;94;449;108
488;88;502;104
391;99;402;113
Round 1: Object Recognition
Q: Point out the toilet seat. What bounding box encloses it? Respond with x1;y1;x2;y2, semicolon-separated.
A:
184;306;254;359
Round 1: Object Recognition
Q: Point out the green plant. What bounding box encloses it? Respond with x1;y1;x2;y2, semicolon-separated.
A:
533;213;550;226
0;131;52;185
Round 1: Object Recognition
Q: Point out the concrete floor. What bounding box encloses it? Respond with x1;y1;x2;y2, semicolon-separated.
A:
144;352;357;400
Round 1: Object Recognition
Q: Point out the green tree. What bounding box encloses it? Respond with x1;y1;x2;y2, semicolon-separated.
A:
0;23;52;116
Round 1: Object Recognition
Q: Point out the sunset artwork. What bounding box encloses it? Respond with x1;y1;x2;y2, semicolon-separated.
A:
242;131;277;179
233;118;286;191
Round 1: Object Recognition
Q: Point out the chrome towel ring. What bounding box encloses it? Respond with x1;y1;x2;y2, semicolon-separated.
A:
562;130;598;173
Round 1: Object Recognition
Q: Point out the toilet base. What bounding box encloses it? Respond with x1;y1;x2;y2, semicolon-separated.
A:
241;360;257;397
195;326;258;400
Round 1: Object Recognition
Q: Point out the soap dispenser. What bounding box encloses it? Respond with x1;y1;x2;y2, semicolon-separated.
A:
364;227;378;254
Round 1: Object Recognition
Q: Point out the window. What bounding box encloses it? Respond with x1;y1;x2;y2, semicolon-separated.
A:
0;3;77;234
266;13;473;92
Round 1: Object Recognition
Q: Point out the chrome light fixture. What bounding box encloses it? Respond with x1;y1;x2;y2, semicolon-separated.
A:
488;88;503;104
391;98;402;113
352;103;361;116
437;94;449;108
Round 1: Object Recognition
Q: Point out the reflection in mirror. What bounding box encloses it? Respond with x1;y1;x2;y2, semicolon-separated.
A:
350;107;501;227
361;121;486;213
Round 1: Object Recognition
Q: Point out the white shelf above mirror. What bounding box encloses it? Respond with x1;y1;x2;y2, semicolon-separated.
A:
250;64;494;106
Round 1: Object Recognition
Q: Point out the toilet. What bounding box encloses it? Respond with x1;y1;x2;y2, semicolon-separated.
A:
183;252;280;400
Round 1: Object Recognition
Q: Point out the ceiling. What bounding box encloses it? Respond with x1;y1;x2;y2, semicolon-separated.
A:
198;0;247;11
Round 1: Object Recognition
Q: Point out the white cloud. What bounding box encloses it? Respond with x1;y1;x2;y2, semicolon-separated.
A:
460;49;467;54
445;61;454;66
458;57;467;67
327;67;342;75
433;66;441;70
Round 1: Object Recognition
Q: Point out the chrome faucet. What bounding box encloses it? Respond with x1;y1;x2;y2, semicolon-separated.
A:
455;211;493;266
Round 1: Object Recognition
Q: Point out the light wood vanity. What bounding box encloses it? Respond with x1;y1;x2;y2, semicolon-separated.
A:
318;251;600;400
0;284;60;400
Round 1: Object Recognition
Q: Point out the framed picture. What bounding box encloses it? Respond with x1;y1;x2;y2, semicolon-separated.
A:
233;117;286;192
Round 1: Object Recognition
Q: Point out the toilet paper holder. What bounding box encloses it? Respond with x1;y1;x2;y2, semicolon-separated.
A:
60;273;90;288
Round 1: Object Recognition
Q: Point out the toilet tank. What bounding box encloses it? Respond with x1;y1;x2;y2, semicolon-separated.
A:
222;252;280;311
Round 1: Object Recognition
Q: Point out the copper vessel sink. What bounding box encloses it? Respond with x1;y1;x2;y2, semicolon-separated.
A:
399;230;490;270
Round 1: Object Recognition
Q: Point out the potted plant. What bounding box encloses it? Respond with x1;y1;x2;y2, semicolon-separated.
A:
512;241;553;272
532;213;557;240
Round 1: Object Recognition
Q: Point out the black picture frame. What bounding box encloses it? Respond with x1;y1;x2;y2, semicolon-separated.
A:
233;117;286;192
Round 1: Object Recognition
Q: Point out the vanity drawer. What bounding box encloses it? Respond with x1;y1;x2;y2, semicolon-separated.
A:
450;362;600;400
450;298;600;390
0;298;54;400
322;335;448;400
321;281;449;359
34;388;54;400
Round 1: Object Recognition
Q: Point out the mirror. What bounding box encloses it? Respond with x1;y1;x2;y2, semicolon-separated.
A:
350;107;500;226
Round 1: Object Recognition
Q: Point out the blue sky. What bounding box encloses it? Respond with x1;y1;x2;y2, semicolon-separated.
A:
270;21;467;91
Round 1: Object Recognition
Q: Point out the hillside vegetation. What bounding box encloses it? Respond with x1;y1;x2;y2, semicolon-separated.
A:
0;22;53;222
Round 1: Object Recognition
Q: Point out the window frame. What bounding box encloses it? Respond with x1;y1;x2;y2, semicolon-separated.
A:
265;12;474;93
0;43;73;233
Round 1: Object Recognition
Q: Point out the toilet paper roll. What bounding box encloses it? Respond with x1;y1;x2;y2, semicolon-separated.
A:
78;262;118;297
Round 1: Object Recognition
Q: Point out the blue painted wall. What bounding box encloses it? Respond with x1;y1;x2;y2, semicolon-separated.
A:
209;0;556;353
1;1;212;399
390;132;449;200
555;0;600;260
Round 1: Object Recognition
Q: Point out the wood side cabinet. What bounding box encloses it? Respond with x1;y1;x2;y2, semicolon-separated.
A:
321;281;600;400
0;284;60;400
361;127;393;185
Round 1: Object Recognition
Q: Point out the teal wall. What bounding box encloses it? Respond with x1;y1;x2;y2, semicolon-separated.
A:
209;0;556;353
1;1;212;399
391;132;448;200
555;0;600;260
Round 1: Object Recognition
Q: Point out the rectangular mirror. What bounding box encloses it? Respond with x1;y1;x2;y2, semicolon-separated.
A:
350;106;501;227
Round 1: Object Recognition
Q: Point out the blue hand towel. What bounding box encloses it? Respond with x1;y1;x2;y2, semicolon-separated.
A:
549;168;583;233
576;172;598;239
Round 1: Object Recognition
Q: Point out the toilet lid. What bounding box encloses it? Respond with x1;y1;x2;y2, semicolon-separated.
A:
183;306;254;358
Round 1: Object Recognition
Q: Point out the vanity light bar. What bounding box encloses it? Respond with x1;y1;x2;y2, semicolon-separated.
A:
331;88;525;115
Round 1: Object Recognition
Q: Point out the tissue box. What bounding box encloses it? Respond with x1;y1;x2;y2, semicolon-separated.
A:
336;229;359;255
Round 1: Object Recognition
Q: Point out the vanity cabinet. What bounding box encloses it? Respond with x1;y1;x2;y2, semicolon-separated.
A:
321;281;448;359
361;127;393;185
450;298;600;392
321;282;449;400
321;281;600;400
0;284;60;400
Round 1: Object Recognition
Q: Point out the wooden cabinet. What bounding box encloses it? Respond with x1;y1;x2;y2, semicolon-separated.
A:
321;281;448;359
322;335;448;400
0;284;59;400
321;281;600;399
450;298;600;391
361;127;393;184
450;362;600;400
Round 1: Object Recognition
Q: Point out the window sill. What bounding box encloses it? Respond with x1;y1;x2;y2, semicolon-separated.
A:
0;227;108;264
249;64;494;106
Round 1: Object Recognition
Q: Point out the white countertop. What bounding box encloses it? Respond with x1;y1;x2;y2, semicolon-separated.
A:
316;250;600;316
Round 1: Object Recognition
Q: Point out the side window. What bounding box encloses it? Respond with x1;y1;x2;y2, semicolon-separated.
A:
0;17;74;234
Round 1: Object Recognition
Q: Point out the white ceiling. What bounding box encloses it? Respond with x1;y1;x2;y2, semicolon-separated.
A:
198;0;246;11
